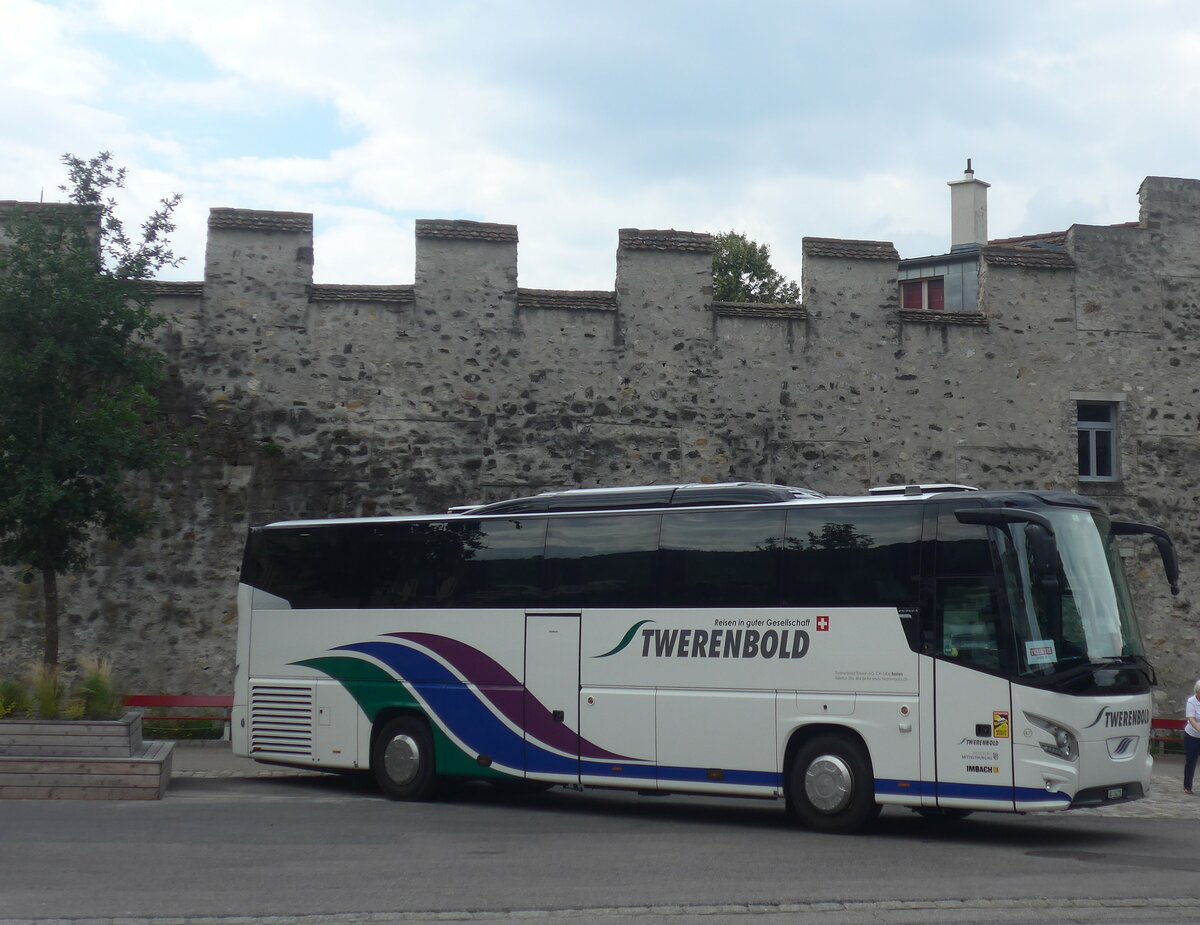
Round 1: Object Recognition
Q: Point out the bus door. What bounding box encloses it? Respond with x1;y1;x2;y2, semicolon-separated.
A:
934;662;1014;810
931;502;1015;811
524;611;580;784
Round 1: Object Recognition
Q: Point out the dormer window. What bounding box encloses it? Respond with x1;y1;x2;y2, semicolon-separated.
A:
901;278;944;311
898;259;979;313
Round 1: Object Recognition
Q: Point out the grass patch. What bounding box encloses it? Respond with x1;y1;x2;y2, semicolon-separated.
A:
142;719;225;740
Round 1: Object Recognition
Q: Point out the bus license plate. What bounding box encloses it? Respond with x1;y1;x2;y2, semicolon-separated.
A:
1107;787;1124;800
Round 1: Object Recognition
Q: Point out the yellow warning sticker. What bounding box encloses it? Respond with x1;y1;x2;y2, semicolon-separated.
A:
993;710;1010;738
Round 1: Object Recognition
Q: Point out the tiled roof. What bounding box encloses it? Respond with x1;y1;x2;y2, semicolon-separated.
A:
140;281;204;297
712;301;807;320
899;310;989;326
803;238;899;260
982;246;1074;269
209;208;312;232
518;289;617;311
987;230;1067;247
980;228;1075;269
0;200;96;219
309;284;415;303
415;219;518;243
618;229;713;253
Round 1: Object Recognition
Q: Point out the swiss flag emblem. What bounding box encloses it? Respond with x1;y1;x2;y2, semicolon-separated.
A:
816;615;830;632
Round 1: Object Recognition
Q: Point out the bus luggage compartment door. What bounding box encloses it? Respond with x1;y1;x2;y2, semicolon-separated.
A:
524;612;581;784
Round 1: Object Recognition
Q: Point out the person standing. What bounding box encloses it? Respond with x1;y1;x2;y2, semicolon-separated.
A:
1186;680;1200;794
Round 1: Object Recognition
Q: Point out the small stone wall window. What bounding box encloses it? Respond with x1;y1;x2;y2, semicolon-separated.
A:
1077;402;1118;481
901;278;944;311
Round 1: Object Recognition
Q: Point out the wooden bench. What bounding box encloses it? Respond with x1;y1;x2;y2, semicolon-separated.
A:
1151;717;1186;754
122;695;233;739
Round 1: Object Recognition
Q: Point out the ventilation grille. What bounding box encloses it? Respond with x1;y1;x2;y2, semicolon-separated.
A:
250;683;314;758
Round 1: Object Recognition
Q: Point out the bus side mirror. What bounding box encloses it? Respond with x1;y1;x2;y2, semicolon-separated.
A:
1151;536;1182;596
1111;520;1182;596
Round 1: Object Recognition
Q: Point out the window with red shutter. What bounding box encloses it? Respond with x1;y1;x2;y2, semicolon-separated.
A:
900;278;946;311
927;278;944;311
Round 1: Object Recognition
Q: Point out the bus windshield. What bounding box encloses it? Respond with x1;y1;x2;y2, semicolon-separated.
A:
997;508;1144;675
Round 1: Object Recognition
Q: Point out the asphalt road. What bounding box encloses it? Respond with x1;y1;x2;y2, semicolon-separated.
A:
2;773;1199;924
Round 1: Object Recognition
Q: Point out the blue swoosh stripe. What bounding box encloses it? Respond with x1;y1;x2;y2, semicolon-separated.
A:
338;641;576;775
580;761;781;788
875;779;935;798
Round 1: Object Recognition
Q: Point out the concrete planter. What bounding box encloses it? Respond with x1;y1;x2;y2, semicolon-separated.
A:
0;711;173;799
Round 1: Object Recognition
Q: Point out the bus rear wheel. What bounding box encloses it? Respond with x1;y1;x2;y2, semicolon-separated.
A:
787;735;878;834
373;716;436;801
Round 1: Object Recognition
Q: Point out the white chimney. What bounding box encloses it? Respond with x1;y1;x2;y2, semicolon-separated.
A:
947;158;990;249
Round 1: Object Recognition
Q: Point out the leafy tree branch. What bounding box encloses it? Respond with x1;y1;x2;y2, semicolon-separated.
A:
0;152;181;666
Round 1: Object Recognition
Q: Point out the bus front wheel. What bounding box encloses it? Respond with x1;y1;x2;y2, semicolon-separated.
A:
787;735;878;834
373;716;436;801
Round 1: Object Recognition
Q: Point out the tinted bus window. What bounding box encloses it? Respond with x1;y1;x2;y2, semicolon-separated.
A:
935;505;992;576
659;509;785;606
544;514;660;605
250;521;531;609
251;525;370;609
446;518;546;606
784;504;921;607
261;523;466;608
934;503;1003;670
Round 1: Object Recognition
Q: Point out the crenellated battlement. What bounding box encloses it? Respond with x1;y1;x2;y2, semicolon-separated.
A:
3;175;1200;707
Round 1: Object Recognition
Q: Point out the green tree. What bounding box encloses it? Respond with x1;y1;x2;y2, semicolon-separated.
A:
0;152;181;666
712;230;800;304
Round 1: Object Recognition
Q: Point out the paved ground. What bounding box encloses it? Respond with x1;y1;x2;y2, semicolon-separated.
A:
3;746;1197;924
170;743;1198;818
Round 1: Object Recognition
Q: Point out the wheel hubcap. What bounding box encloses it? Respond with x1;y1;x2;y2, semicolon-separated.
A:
383;734;421;786
804;754;853;813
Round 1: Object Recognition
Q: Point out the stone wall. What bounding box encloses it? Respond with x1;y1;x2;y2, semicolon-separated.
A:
1;178;1197;714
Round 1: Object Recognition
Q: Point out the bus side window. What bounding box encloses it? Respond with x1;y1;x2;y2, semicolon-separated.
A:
449;518;547;606
366;523;459;607
659;509;784;606
935;506;1003;671
937;580;1001;670
784;503;922;609
544;514;660;606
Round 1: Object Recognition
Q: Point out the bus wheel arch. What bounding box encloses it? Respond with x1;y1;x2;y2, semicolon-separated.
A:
783;725;879;834
371;711;437;801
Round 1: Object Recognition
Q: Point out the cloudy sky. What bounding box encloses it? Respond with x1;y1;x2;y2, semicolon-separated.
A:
3;0;1198;289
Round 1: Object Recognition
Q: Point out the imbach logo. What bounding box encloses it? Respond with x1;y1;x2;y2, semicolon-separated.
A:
594;620;811;660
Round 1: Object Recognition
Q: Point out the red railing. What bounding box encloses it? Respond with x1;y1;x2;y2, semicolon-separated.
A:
1151;717;1186;753
123;695;233;737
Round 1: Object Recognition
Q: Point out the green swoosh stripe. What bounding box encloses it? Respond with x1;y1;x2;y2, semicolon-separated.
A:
593;619;655;658
293;655;509;780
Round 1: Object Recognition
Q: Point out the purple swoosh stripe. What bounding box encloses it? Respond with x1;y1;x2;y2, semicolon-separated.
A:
388;632;628;761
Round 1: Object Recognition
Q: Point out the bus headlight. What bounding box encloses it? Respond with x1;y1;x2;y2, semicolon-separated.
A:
1025;713;1078;762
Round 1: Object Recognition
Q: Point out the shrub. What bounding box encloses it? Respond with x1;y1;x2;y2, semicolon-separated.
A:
143;719;225;741
70;656;122;720
0;678;32;719
26;664;61;719
1;659;126;721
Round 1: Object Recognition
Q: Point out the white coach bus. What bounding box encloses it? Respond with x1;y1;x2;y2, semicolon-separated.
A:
232;482;1180;833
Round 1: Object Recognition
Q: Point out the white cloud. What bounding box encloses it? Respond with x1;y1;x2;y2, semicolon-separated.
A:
2;1;1199;288
0;0;111;99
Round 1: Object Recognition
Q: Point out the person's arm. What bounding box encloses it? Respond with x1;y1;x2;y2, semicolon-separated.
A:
1188;699;1200;734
